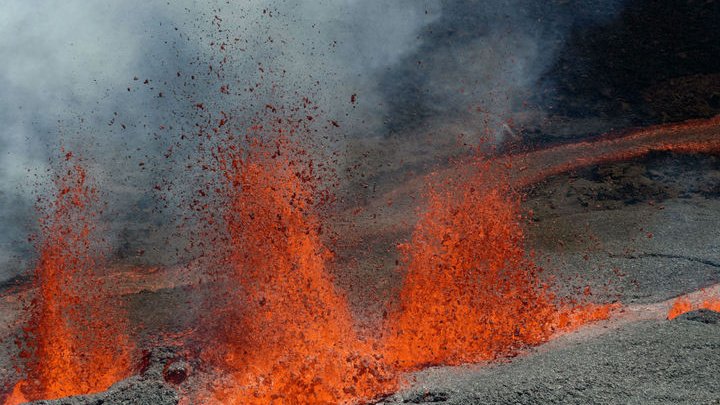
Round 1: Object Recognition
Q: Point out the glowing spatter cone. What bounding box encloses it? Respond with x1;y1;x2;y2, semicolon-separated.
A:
7;155;133;403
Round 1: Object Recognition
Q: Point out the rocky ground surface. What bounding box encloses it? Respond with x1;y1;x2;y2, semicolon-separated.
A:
525;153;720;304
27;348;184;405
377;310;720;405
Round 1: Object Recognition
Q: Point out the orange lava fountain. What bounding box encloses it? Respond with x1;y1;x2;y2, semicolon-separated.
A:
6;155;133;404
383;157;614;370
201;136;394;404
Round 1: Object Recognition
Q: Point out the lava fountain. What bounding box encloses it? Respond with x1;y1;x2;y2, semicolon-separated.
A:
6;154;133;404
199;134;394;404
383;156;613;370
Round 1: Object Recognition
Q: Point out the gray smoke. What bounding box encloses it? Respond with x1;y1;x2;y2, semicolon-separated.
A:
0;0;625;282
379;0;628;141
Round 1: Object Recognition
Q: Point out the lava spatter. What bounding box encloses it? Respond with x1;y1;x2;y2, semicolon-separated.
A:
383;156;615;370
199;135;394;404
6;155;134;403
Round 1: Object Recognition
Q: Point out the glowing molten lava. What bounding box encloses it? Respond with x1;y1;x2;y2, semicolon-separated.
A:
201;137;393;404
12;114;715;403
383;158;614;370
667;298;694;320
6;156;133;404
506;115;720;188
191;124;617;403
701;298;720;312
668;295;720;319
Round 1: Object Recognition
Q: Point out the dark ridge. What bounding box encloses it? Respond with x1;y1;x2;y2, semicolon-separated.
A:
674;309;720;324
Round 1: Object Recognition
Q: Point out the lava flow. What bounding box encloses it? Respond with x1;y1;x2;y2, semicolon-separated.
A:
343;116;720;254
504;115;720;188
668;295;720;319
199;136;394;404
5;155;133;404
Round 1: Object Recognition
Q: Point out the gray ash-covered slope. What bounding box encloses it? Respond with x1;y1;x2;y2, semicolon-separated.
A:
544;0;720;124
524;152;720;305
380;311;720;405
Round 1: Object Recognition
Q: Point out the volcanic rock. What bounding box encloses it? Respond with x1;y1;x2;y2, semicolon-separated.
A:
163;360;190;385
673;309;720;324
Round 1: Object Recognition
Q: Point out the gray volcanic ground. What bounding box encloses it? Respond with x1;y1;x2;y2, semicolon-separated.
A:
381;314;720;404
